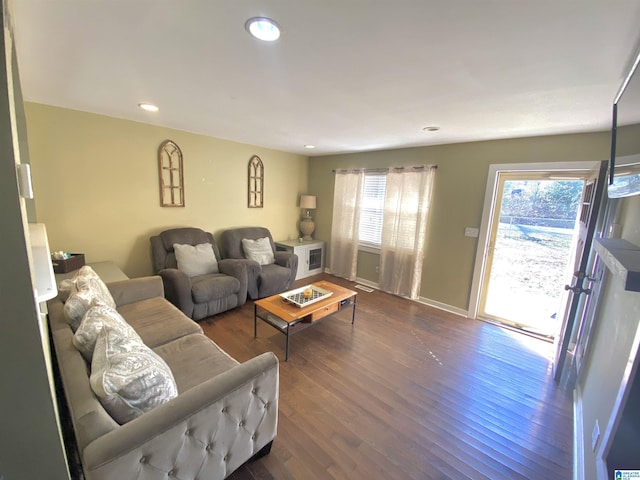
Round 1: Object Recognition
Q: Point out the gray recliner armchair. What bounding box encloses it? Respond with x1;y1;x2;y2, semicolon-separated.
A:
219;227;297;299
150;227;248;320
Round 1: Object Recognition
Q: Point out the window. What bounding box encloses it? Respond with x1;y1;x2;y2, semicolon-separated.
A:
331;165;435;293
358;173;386;248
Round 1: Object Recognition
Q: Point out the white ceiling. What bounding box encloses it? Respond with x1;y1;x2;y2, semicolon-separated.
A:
10;1;640;156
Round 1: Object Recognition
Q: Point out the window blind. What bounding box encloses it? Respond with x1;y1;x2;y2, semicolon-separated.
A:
358;174;386;247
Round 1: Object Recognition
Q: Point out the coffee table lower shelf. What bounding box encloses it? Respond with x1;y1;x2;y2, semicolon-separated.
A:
253;282;357;361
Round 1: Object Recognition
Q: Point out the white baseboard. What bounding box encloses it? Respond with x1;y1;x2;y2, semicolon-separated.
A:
574;385;584;480
416;297;468;318
354;278;467;317
324;270;468;317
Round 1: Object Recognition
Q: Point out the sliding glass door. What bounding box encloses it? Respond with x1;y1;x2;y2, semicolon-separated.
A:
478;172;585;338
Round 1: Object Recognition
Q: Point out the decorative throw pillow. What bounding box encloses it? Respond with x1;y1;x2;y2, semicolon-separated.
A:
75;266;117;308
65;288;110;332
57;279;76;302
241;237;275;265
73;305;140;362
173;243;219;277
63;266;117;331
90;328;178;424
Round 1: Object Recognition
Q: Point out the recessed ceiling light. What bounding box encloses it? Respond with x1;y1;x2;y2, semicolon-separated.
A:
422;126;440;132
245;17;280;42
304;145;316;149
139;103;159;112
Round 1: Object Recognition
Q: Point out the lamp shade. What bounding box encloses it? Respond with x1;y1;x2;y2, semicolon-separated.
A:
299;195;316;209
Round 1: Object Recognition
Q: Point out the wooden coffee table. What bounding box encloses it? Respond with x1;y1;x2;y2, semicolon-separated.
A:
254;280;357;360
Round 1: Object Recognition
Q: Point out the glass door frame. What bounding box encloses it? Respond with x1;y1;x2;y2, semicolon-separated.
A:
468;161;600;322
476;171;585;333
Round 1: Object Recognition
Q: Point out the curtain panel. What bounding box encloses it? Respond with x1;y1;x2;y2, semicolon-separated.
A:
330;170;364;280
379;167;436;299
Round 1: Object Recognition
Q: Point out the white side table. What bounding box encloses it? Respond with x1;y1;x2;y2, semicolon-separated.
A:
275;240;325;279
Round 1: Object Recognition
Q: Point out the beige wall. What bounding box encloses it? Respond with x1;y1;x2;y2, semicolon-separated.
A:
25;103;308;278
310;126;640;310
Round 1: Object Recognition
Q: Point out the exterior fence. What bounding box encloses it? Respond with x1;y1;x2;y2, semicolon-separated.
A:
499;215;576;230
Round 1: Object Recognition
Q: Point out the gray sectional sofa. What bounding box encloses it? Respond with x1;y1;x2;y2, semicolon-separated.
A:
49;272;279;480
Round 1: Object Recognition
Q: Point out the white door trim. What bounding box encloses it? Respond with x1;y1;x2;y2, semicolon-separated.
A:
467;161;601;320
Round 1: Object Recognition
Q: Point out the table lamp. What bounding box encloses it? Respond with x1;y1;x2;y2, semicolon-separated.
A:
299;195;316;240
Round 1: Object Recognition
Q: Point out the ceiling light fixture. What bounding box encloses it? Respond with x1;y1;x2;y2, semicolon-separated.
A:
304;145;316;149
245;17;280;42
138;103;159;112
422;126;440;132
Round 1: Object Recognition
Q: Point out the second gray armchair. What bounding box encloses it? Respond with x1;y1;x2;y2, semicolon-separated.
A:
150;227;248;320
219;227;298;299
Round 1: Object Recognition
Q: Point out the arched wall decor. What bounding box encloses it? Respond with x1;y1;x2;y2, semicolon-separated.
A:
248;155;264;208
158;140;185;207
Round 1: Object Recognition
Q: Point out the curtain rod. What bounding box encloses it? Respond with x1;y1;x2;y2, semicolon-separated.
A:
332;165;437;173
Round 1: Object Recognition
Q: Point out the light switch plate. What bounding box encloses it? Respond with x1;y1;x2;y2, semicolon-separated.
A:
17;163;34;199
464;227;479;238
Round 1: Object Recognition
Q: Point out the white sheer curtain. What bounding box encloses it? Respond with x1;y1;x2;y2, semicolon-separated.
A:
379;166;436;299
330;170;364;280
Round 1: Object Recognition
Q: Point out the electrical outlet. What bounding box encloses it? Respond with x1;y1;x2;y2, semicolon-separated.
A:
464;227;479;238
592;419;600;452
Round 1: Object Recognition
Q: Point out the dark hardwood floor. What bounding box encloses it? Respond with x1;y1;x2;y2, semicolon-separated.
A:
201;274;573;480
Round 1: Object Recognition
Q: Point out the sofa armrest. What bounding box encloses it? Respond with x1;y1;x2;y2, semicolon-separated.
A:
107;276;164;307
157;268;195;318
82;352;279;479
218;259;248;306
